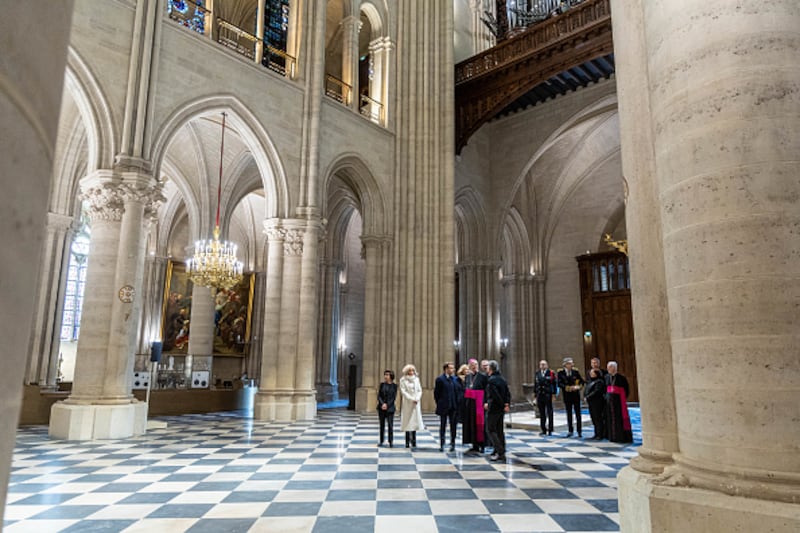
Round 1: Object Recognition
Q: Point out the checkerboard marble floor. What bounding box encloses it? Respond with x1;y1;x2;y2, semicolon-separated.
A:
5;409;638;532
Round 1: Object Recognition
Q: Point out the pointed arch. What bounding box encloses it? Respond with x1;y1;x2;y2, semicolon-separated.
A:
454;186;490;262
149;94;289;220
501;207;533;276
322;153;388;237
64;47;116;172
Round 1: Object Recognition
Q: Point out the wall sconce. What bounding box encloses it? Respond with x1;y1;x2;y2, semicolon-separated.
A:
500;338;509;350
584;331;592;341
453;340;461;350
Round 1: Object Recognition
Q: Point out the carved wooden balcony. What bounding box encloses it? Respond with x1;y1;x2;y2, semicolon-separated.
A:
455;0;613;153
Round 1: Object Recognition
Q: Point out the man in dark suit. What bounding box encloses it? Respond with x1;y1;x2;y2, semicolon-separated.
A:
534;359;557;436
484;360;511;461
434;362;459;451
558;357;585;437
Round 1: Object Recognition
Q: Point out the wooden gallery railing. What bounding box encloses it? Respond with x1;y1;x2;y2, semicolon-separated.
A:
455;0;612;152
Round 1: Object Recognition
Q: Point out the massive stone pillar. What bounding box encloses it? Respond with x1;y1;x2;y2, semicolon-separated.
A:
0;1;73;519
389;1;455;411
610;0;679;484
614;1;800;531
255;218;320;421
49;173;163;440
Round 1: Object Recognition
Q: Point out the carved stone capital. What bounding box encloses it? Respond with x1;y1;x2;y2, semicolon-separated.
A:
121;182;166;222
283;228;304;257
80;182;126;222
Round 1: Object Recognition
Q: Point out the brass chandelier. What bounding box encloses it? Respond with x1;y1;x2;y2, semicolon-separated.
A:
186;112;244;289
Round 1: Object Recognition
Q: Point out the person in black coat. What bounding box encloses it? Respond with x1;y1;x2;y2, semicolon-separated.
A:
583;368;606;440
534;359;557;436
557;357;585;437
377;369;397;447
484;360;511;461
434;362;459;451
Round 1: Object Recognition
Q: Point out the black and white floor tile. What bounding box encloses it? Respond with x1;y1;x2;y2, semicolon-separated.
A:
5;410;638;532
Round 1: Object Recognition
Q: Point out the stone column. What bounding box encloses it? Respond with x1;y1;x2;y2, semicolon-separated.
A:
247;271;266;383
340;15;362;109
27;212;75;387
457;262;501;361
49;173;163;440
390;1;455;410
610;0;679;483
316;260;341;402
0;1;73;519
470;0;495;54
254;221;285;420
355;235;389;410
187;282;215;381
367;37;392;124
293;218;323;419
502;273;537;400
254;219;318;421
615;1;800;531
254;0;266;65
136;255;168;354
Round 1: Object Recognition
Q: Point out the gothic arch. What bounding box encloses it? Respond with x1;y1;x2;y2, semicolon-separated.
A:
148;94;289;220
64;47;116;172
501;206;533;276
454;186;490;262
499;93;618;245
322;153;388;238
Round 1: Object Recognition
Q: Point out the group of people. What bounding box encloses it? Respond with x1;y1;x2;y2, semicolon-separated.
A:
376;354;631;462
533;356;632;443
375;358;511;461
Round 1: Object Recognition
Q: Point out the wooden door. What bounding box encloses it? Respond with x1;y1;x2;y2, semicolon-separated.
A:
577;252;638;402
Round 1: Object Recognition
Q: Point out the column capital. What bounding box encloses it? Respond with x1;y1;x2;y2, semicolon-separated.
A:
80;181;126;222
341;15;363;32
263;218;314;256
360;234;392;247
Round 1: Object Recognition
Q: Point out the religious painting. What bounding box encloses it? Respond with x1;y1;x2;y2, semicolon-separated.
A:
160;261;193;354
212;274;254;355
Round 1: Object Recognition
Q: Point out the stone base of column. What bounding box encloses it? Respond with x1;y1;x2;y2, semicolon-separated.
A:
315;383;339;403
618;467;800;533
292;392;316;420
254;390;317;422
49;401;146;440
355;386;376;412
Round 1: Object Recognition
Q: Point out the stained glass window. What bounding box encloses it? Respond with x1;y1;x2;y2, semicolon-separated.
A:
263;0;290;72
60;216;90;341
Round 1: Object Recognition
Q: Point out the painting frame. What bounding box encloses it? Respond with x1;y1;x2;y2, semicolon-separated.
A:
160;260;193;355
211;273;255;356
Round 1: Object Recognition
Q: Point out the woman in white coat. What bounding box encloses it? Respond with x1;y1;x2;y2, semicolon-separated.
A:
400;364;424;448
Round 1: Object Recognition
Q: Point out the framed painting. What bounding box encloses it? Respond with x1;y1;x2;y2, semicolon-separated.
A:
160;260;193;354
212;274;255;355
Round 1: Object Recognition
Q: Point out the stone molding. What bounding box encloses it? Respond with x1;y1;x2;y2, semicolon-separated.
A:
46;212;75;231
283;228;304;256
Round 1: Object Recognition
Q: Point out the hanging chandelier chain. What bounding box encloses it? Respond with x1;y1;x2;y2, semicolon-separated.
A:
216;112;226;229
186;111;243;290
